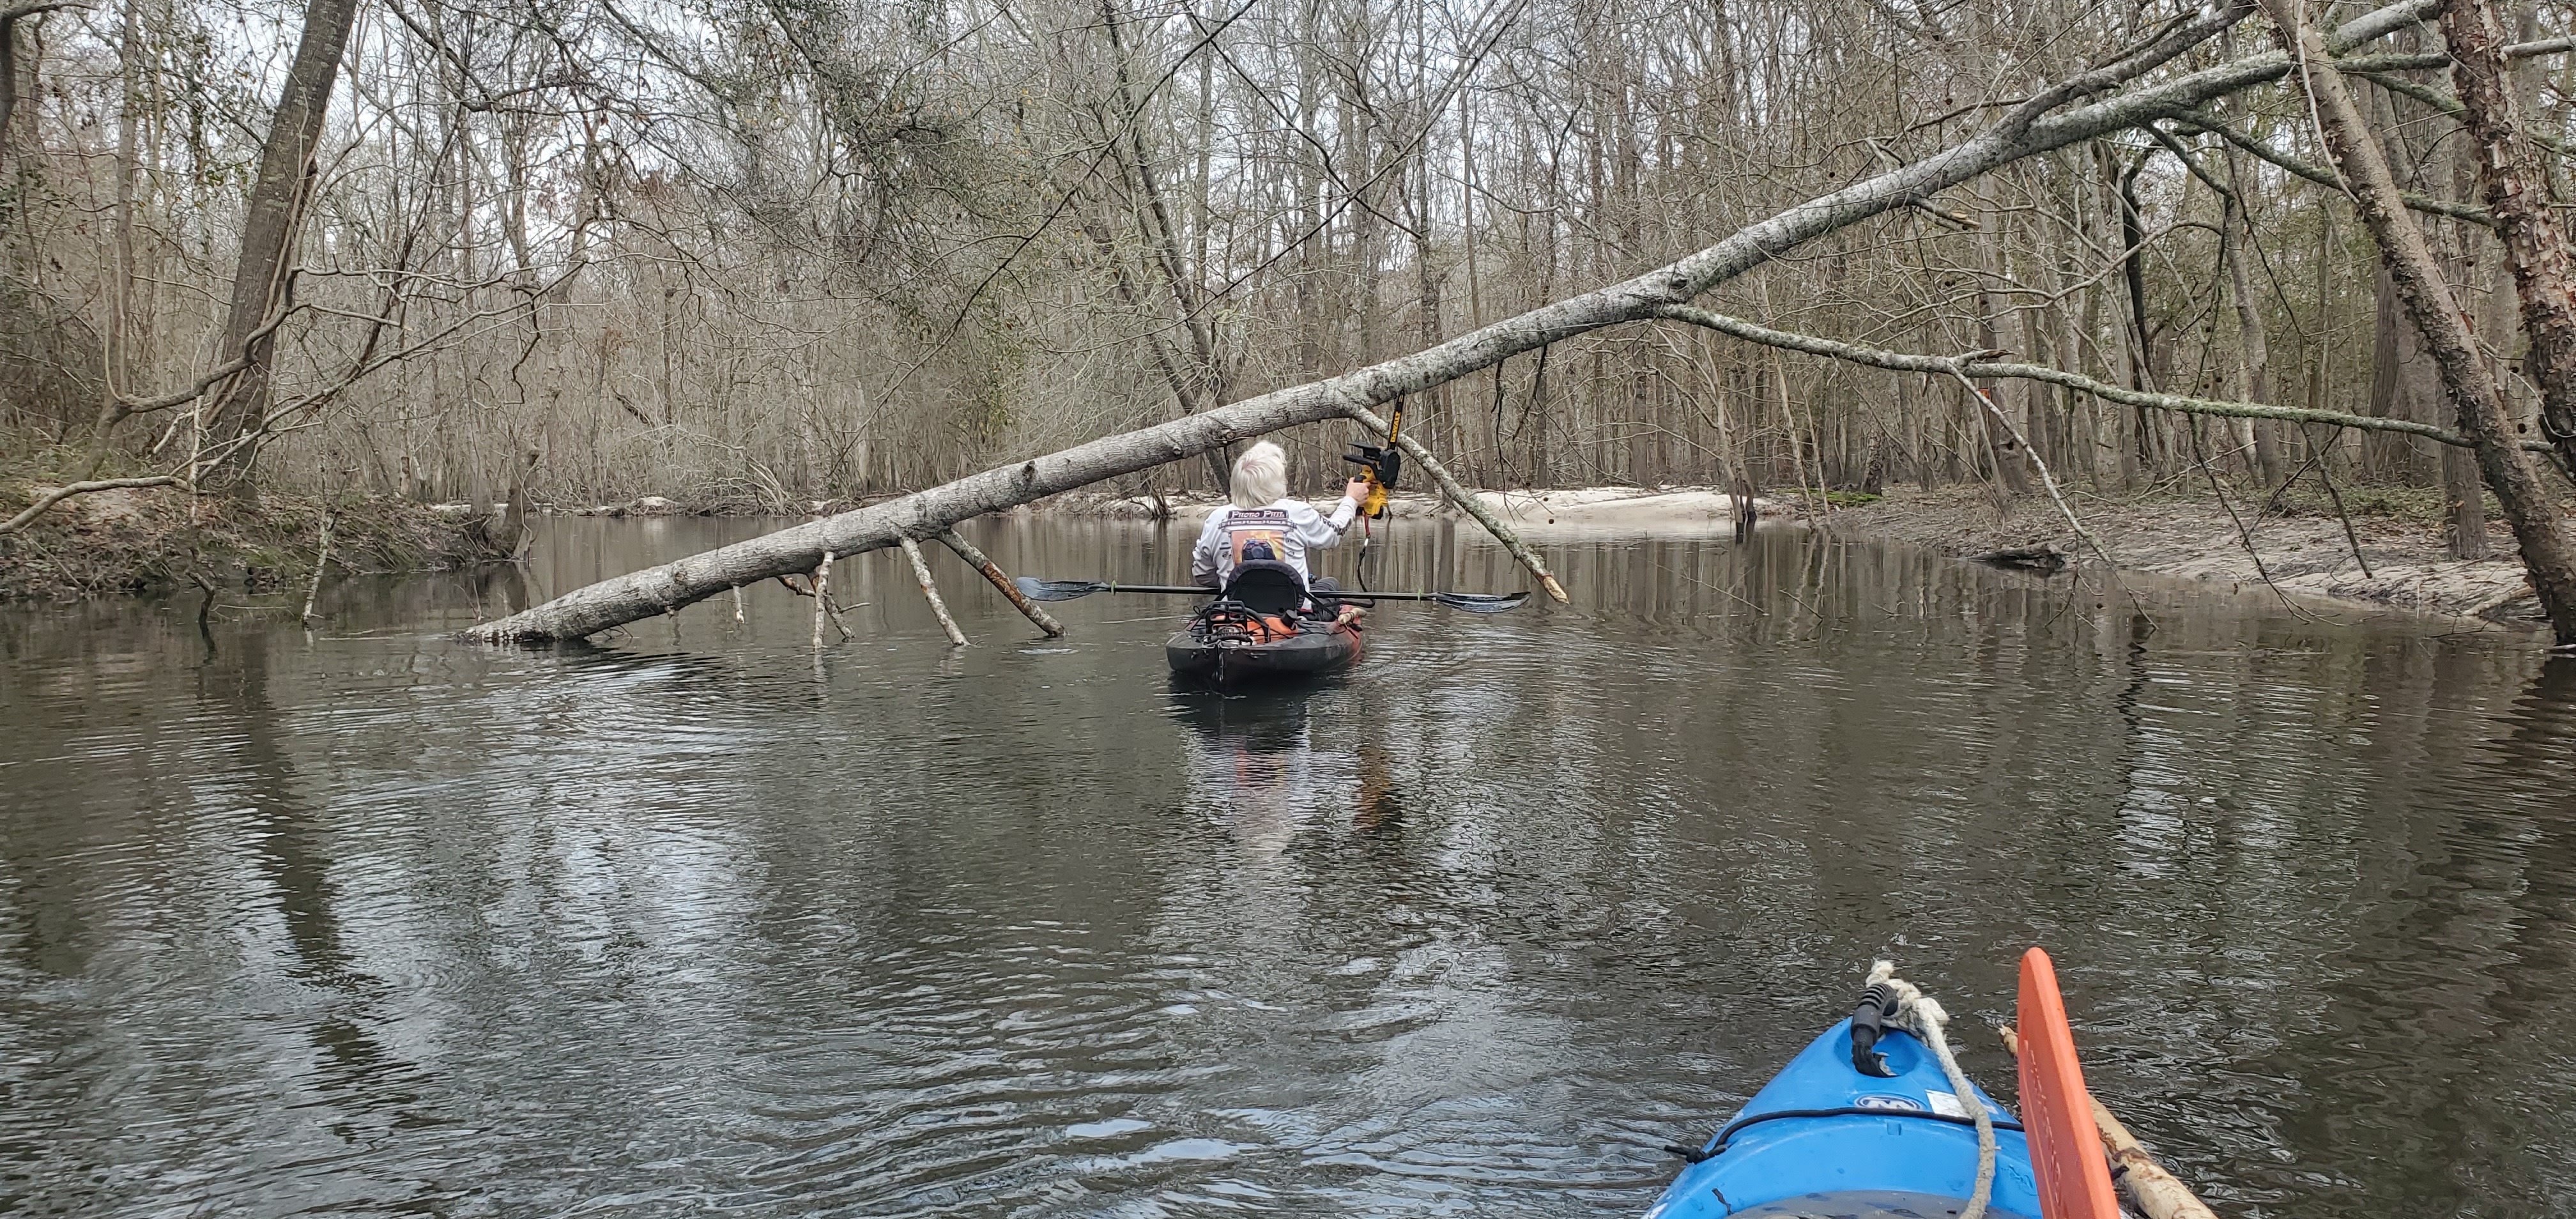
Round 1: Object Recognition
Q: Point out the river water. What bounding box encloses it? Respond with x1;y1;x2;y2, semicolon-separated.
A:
3;515;2571;1217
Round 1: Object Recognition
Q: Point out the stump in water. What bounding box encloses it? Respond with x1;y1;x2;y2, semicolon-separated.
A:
813;551;833;648
300;511;335;625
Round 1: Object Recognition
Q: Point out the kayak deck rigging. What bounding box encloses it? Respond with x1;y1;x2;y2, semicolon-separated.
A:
1647;956;2122;1219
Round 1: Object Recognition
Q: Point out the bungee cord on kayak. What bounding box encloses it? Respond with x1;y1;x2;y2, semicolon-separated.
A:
1857;960;2000;1219
1646;953;2165;1219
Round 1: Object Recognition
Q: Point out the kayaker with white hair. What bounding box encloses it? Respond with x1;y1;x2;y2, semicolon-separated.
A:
1189;440;1370;595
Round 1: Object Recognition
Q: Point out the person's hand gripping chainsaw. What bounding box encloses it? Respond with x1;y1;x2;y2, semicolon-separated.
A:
1340;401;1404;588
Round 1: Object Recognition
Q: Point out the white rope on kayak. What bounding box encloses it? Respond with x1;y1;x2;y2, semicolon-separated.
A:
1868;960;1998;1219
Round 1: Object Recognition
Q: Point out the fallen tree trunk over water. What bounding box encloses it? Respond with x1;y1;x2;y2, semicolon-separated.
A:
466;2;2417;644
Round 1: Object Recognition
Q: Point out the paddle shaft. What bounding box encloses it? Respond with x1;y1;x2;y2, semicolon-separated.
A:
1084;583;1482;602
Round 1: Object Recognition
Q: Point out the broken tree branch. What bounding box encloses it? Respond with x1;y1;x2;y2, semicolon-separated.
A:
2350;67;2574;157
938;529;1065;638
1342;402;1570;603
2174;110;2493;226
1652;303;2542;450
1999;1027;2220;1219
900;537;970;647
2313;440;2379;579
813;551;832;648
301;510;334;625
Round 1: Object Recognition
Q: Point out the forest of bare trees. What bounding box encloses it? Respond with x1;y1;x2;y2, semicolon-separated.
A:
7;0;2576;615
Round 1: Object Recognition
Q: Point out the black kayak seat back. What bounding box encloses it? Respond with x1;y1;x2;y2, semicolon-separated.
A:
1223;559;1307;615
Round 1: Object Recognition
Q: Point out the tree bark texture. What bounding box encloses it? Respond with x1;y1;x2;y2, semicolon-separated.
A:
2439;0;2576;474
2261;0;2576;641
2442;113;2492;558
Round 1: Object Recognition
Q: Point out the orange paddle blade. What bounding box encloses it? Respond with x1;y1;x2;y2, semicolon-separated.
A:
2017;947;2121;1219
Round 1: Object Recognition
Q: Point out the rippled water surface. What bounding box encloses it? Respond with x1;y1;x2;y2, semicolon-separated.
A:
5;516;2574;1217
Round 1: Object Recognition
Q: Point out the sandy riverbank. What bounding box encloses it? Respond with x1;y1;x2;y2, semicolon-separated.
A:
1809;484;2553;627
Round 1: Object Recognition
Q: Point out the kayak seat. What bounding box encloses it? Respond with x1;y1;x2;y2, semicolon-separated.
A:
1223;560;1308;616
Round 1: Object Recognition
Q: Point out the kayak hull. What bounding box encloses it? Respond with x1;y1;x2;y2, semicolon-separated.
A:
1646;1020;2043;1219
1165;621;1362;685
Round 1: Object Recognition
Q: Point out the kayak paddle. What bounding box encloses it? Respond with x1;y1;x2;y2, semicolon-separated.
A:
1013;577;1529;613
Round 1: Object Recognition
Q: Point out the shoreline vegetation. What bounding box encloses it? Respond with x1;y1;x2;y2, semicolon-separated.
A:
0;479;509;602
10;468;2553;632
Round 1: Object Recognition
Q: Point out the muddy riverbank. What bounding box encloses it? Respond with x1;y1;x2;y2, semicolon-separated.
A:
0;481;500;601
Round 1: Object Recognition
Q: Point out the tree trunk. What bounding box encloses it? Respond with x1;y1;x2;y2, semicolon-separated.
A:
2363;79;2436;483
2221;150;2283;482
1975;183;2036;493
2368;264;2419;479
2261;0;2576;642
0;4;42;169
1098;0;1232;492
1412;139;1445;479
2440;122;2494;558
2441;0;2576;474
199;0;364;482
2104;146;2160;480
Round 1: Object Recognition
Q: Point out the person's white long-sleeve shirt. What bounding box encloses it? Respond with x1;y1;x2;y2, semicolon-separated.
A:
1190;496;1360;587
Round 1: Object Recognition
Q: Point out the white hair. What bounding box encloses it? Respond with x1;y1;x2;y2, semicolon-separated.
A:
1229;441;1288;509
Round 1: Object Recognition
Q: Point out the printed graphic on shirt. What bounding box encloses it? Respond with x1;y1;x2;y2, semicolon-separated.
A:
1224;508;1291;566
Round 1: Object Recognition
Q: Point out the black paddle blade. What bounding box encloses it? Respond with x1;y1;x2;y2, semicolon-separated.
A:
1429;591;1530;613
1014;577;1111;602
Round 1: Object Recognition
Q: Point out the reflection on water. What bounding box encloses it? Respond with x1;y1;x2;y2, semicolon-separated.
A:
3;515;2573;1216
1176;688;1404;851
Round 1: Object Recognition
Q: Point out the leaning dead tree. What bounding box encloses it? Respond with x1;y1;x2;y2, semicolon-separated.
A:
2263;0;2576;640
464;0;2511;645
